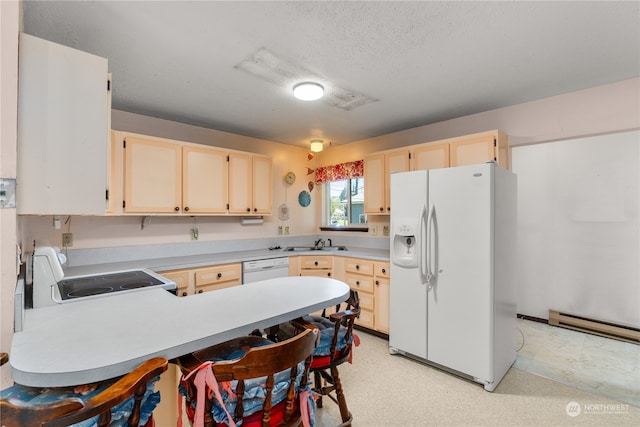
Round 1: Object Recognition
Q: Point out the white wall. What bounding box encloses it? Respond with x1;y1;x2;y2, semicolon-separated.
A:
513;130;639;327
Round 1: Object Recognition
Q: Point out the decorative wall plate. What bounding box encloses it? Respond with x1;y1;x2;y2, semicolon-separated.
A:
298;190;311;207
284;171;296;185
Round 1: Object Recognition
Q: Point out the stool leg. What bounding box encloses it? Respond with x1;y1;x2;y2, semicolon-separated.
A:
332;365;351;426
313;370;323;408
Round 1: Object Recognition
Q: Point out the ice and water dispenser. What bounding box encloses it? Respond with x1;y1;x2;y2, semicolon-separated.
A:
392;220;419;268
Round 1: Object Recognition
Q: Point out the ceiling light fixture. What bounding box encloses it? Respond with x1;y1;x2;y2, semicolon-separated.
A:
310;139;324;153
293;82;324;101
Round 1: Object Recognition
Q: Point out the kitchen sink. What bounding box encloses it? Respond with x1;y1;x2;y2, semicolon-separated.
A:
283;246;348;252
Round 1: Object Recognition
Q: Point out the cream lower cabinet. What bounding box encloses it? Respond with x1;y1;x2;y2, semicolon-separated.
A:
373;262;390;333
158;263;241;296
298;255;334;315
344;258;390;333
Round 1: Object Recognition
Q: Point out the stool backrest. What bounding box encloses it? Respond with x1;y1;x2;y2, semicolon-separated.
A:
0;357;168;427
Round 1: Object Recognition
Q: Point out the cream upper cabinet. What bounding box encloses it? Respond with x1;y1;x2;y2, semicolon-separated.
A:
364;149;410;214
123;135;182;213
413;142;450;171
228;153;272;215
182;145;228;214
449;130;510;169
17;33;111;215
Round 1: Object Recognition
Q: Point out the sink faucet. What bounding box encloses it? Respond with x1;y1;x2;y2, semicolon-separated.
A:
314;238;325;249
327;238;332;247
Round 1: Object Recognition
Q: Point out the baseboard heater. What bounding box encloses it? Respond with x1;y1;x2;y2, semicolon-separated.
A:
549;310;640;344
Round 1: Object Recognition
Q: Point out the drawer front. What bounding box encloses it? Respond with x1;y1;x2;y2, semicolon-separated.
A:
300;256;333;270
195;281;239;294
195;263;241;286
374;262;390;278
357;291;375;311
356;308;375;329
345;273;374;293
300;269;333;278
345;258;374;276
159;270;191;297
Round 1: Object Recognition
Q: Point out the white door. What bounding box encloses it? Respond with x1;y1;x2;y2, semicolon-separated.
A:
426;163;494;381
389;170;428;359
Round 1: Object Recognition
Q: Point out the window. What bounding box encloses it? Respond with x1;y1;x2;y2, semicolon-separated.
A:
327;178;366;226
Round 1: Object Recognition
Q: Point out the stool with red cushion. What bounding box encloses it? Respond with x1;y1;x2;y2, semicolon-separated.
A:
177;328;318;427
288;290;360;427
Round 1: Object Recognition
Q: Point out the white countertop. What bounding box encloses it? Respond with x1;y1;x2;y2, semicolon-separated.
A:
10;276;350;387
63;246;390;277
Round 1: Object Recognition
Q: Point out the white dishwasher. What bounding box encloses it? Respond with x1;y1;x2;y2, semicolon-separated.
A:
242;257;290;284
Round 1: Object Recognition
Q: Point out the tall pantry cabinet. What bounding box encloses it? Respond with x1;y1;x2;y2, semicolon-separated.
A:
17;33;111;215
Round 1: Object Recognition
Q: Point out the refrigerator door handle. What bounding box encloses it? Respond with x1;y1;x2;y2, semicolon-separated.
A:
419;203;429;286
426;204;435;289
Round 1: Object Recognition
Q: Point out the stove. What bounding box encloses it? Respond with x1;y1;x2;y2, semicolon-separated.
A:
57;270;176;301
31;246;176;308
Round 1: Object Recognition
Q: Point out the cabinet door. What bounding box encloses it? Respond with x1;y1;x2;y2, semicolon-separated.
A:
364;153;385;214
228;152;252;214
17;33;109;215
252;156;272;214
384;149;410;213
300;256;333;270
183;145;228;214
124;136;182;213
450;134;496;167
413;143;450;170
374;276;390;333
344;258;374;276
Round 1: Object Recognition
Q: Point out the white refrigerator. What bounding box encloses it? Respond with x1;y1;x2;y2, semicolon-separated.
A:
389;162;517;392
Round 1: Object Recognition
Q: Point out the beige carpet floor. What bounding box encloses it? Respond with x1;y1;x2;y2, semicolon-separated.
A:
315;324;640;427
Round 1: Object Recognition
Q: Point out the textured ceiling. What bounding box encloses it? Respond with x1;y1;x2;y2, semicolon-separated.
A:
21;1;640;149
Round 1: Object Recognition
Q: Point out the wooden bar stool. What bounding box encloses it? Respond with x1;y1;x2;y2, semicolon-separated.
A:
286;290;360;427
0;357;168;427
177;328;318;427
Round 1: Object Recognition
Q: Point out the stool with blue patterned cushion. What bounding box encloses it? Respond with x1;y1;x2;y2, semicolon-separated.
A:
177;329;318;427
287;289;360;427
0;357;167;427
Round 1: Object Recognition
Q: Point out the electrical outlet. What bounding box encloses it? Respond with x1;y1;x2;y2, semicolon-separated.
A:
190;228;199;241
278;226;283;235
383;226;389;237
62;233;73;247
371;225;378;236
284;226;290;235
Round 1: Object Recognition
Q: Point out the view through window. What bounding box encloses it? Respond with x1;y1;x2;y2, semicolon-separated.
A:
327;178;366;226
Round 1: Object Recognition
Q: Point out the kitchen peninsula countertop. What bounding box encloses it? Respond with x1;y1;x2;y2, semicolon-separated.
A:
64;246;390;277
10;276;350;387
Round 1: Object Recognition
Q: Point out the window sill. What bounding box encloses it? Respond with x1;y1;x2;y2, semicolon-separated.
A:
319;226;369;232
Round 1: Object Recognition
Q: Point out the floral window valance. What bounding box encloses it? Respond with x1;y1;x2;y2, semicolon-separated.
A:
314;160;364;185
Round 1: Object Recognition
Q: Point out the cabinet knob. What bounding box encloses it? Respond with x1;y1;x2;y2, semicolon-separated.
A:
379;207;384;212
174;206;180;211
356;281;360;285
246;208;251;212
181;291;188;297
314;261;318;266
184;206;189;212
217;273;222;279
253;208;257;212
198;289;203;294
387;207;391;211
327;272;331;277
382;268;386;273
355;265;360;270
375;280;379;286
